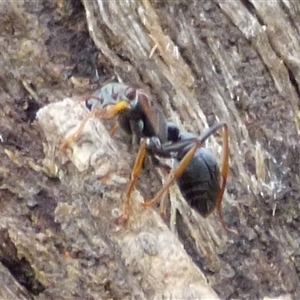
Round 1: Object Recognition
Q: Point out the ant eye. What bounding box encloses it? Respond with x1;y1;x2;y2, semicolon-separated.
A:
85;100;93;111
125;88;137;101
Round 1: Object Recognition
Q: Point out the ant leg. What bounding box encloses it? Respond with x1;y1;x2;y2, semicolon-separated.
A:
109;122;119;137
59;103;122;153
59;106;109;153
160;198;168;219
151;156;172;218
142;124;224;209
141;142;199;209
215;124;238;235
142;122;236;233
121;139;147;223
59;112;95;153
159;171;173;219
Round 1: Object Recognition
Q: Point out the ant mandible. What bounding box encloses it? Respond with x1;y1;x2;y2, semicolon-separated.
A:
60;83;237;234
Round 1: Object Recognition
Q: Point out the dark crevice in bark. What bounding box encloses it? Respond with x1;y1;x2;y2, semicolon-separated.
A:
0;229;45;296
286;65;300;105
279;0;300;36
264;26;300;106
175;212;208;272
16;97;41;123
240;0;265;26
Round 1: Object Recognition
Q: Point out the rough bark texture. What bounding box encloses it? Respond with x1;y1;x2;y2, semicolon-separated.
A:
0;0;299;299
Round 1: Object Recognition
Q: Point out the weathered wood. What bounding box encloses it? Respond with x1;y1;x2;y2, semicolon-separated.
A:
0;0;299;299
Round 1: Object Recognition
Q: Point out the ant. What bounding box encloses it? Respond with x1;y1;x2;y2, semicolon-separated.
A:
60;83;237;234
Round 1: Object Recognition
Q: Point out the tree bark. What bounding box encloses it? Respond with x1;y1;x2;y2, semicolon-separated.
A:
0;0;299;299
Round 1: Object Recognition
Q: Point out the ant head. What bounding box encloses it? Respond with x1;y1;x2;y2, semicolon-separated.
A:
85;83;138;112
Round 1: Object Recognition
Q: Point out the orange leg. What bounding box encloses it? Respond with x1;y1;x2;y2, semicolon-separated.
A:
60;100;129;153
59;107;108;153
160;198;168;218
59;112;95;153
215;124;238;235
141;142;200;210
109;122;119;137
142;123;230;209
142;123;237;234
120;139;147;223
147;156;172;219
159;171;173;219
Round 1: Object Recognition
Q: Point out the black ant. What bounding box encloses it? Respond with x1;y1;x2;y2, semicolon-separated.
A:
60;83;237;234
